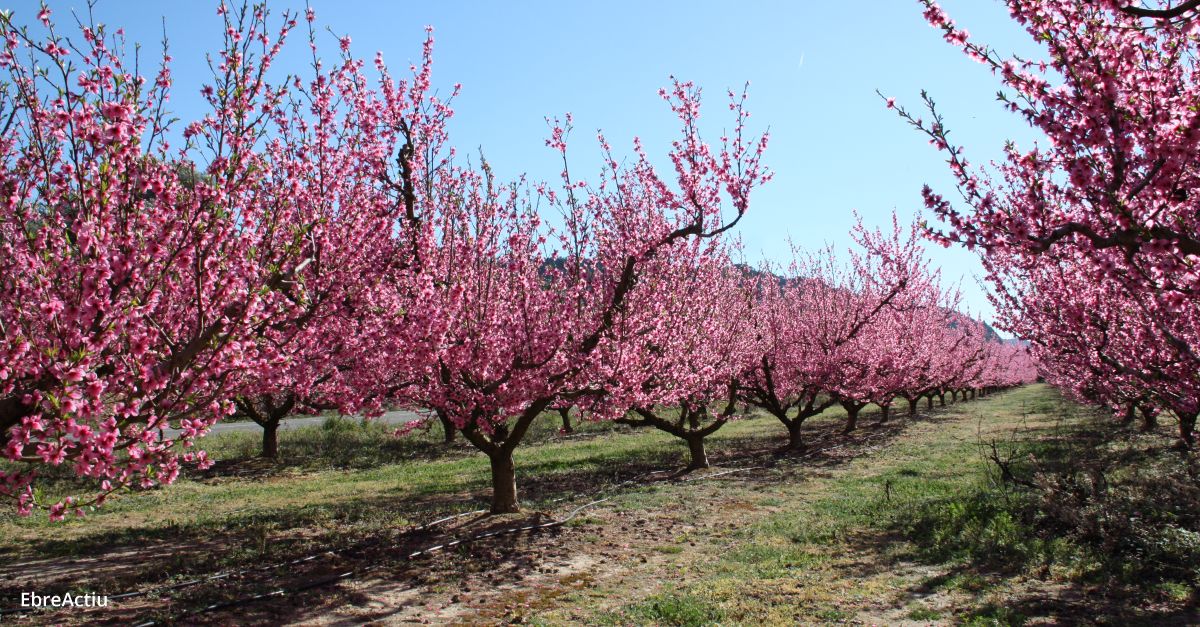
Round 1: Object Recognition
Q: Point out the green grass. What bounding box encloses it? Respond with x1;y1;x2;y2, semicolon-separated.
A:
907;605;943;620
613;590;726;626
199;408;630;468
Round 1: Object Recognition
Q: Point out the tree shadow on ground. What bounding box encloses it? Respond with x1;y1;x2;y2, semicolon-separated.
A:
879;398;1200;625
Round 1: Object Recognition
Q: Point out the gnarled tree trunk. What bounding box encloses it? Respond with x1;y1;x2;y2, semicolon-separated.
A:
767;396;834;453
261;420;280;459
841;400;865;434
685;435;710;470
459;402;553;514
1179;411;1198;450
1141;407;1158;432
785;418;805;451
488;451;519;513
234;393;295;460
620;394;734;472
438;410;457;443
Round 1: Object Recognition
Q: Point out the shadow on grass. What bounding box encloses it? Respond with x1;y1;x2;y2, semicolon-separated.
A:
883;393;1200;624
132;407;950;626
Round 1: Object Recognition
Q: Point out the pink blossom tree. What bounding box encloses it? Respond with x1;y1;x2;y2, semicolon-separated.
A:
409;83;770;512
881;287;954;417
824;216;940;432
607;243;756;470
736;215;933;446
894;0;1200;446
226;21;454;459
0;4;327;517
734;264;839;451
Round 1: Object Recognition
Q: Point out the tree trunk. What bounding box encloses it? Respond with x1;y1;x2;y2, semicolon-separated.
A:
439;412;457;443
261;420;279;459
938;393;946;407
878;404;891;424
1141;408;1158;432
907;398;918;417
842;405;860;434
488;451;519;514
1179;412;1197;450
926;395;934;410
559;407;573;434
785;419;805;451
948;390;957;404
685;435;710;470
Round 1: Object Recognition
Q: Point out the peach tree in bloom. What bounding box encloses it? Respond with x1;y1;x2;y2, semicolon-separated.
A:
411;82;770;513
736;215;936;448
893;0;1200;446
226;18;455;459
823;215;943;433
605;240;757;471
0;3;339;517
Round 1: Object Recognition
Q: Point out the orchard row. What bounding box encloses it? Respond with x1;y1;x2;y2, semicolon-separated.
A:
0;4;1033;519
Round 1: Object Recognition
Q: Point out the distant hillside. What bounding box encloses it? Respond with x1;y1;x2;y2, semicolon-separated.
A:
552;259;1018;344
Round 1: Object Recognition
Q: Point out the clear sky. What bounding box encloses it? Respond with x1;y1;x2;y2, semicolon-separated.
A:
15;0;1046;329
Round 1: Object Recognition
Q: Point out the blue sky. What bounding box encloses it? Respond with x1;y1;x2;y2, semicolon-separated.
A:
16;0;1045;328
